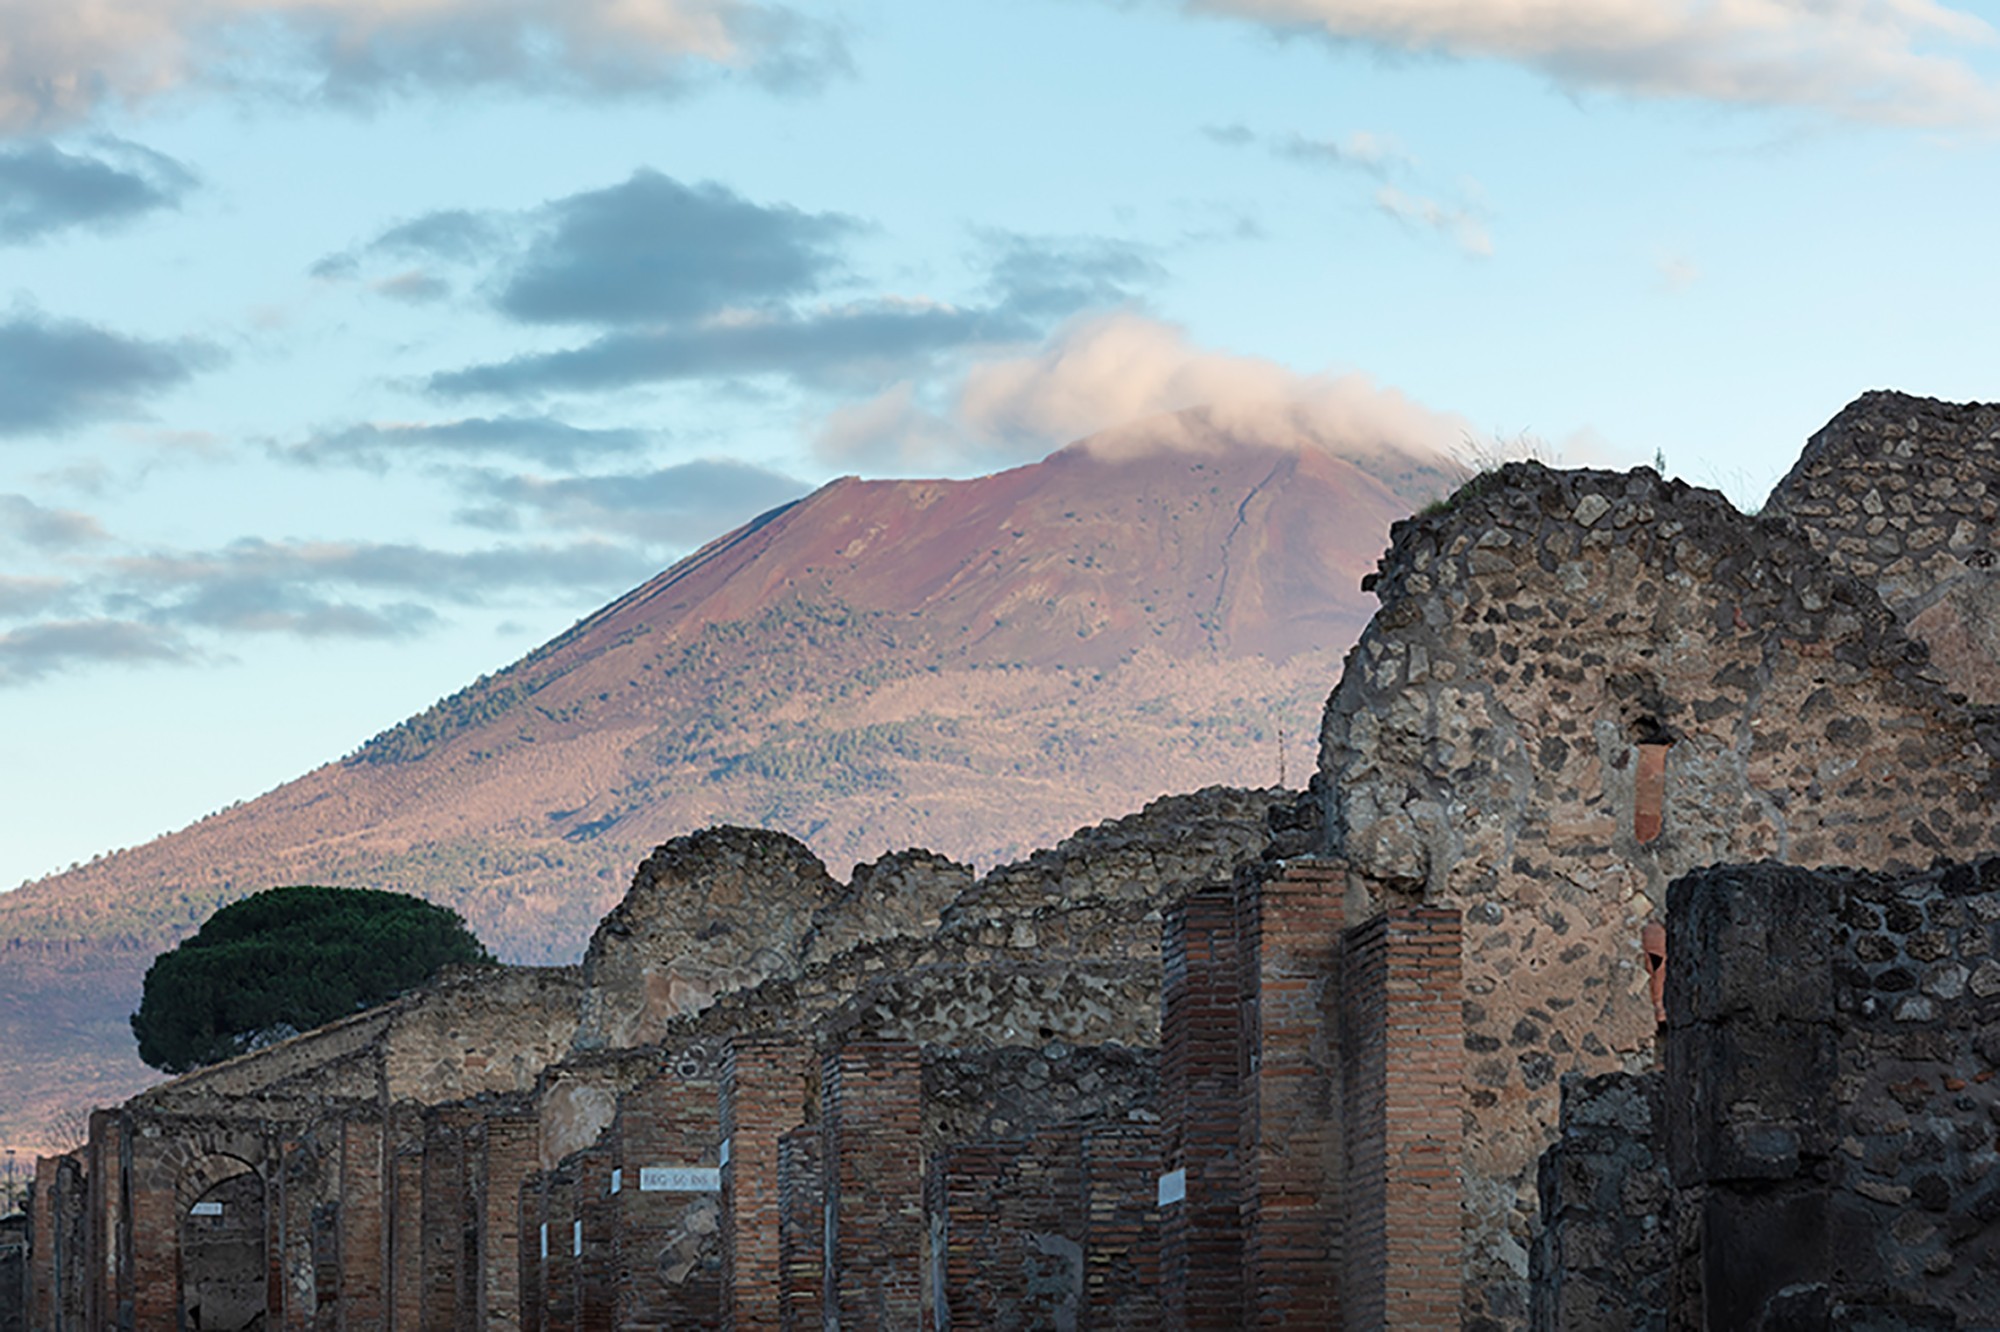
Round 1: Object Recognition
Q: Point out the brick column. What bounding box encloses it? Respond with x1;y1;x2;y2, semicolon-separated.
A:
613;1063;724;1327
517;1174;546;1332
1241;860;1348;1327
126;1122;178;1330
574;1145;618;1332
419;1110;471;1331
84;1110;124;1331
337;1116;388;1331
389;1143;424;1332
821;1040;924;1329
1341;907;1464;1331
930;1141;1011;1327
721;1035;814;1329
1160;884;1248;1329
473;1107;540;1332
26;1156;55;1330
776;1126;823;1331
1083;1122;1163;1323
544;1164;579;1332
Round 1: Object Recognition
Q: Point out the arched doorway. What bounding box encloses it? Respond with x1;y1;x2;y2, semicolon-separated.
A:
178;1164;267;1330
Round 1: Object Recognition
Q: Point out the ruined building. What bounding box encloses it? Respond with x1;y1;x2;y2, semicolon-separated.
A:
9;390;2000;1328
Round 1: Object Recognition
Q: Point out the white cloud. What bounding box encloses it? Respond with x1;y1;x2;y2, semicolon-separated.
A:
0;0;839;132
815;311;1468;472
1177;0;2000;126
1374;184;1492;256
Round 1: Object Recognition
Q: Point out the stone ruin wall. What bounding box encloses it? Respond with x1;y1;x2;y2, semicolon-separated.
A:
1767;390;2000;703
1320;459;2000;1326
1534;857;2000;1328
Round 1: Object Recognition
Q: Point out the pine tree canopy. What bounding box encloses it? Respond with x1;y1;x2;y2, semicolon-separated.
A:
129;885;494;1073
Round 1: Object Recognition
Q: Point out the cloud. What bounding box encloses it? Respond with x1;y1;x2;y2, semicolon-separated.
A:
978;232;1164;320
1374;184;1492;256
1274;129;1410;179
426;214;1157;399
372;270;452;304
0;493;109;548
283;416;656;470
431;298;1032;397
817;310;1468;471
0;140;194;244
0;314;220;436
0;576;72;618
456;458;807;536
1656;252;1700;291
1170;0;2000;126
498;170;858;325
0;618;199;685
110;536;660;611
0;0;849;133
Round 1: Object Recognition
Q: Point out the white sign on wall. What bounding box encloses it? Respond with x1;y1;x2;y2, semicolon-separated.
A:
1157;1168;1187;1207
539;1223;548;1260
573;1219;583;1256
639;1166;721;1193
190;1201;223;1217
719;1137;731;1168
610;1168;622;1195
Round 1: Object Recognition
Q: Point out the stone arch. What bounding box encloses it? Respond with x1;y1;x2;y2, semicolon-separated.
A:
178;1162;268;1331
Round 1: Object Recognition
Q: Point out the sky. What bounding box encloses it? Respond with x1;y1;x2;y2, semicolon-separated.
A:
5;0;2000;892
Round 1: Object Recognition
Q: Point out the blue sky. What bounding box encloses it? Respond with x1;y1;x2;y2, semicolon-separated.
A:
4;0;2000;891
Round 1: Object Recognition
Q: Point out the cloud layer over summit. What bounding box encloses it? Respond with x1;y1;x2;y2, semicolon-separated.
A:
3;0;2000;888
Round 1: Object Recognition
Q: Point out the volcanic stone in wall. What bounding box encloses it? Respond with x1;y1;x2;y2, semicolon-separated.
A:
1664;858;2000;1327
1767;391;2000;703
1320;460;2000;1330
1529;1071;1667;1332
575;828;844;1050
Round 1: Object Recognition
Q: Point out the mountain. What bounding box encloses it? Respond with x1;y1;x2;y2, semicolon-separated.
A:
0;406;1457;1149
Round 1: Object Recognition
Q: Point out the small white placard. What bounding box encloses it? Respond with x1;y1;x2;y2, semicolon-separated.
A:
610;1168;622;1195
190;1201;223;1217
539;1222;548;1260
639;1165;721;1193
1157;1168;1186;1207
572;1219;582;1256
718;1137;731;1168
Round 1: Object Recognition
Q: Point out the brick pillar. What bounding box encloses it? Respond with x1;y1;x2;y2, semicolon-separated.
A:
126;1121;178;1330
610;1063;725;1327
821;1040;924;1329
419;1111;470;1332
26;1157;54;1330
776;1126;823;1331
573;1145;618;1332
84;1109;124;1331
543;1165;579;1332
472;1108;539;1332
338;1116;387;1331
1082;1123;1163;1325
929;1141;1010;1327
1340;907;1464;1331
389;1143;423;1332
721;1035;814;1329
517;1174;546;1332
1160;884;1248;1329
1241;860;1348;1327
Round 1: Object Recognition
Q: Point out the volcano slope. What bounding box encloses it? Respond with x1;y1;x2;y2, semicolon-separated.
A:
0;407;1455;1147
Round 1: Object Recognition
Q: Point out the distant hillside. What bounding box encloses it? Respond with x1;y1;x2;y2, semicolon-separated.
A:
0;405;1455;1148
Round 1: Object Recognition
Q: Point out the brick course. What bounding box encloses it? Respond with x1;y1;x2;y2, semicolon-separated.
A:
1160;884;1247;1329
822;1040;925;1328
721;1035;814;1329
1341;907;1464;1331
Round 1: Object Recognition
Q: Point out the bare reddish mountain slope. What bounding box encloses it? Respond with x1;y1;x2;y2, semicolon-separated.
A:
0;407;1453;1148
